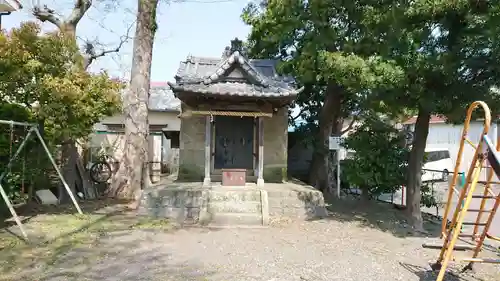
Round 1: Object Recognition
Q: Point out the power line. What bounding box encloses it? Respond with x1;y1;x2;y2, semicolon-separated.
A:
172;0;242;3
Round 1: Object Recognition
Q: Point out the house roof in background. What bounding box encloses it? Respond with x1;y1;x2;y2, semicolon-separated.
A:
149;82;181;112
402;115;447;125
0;0;22;12
402;114;500;125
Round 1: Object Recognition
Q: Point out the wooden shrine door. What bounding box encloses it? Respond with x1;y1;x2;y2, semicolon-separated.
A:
214;116;254;170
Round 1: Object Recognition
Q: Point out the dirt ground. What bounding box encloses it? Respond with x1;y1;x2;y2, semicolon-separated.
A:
0;199;498;281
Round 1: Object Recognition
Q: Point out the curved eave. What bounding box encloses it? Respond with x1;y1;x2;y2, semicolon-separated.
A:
168;83;302;101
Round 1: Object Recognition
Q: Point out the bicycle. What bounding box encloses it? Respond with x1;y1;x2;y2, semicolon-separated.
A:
88;151;113;184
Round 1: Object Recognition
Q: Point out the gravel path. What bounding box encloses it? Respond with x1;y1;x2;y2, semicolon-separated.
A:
16;216;499;281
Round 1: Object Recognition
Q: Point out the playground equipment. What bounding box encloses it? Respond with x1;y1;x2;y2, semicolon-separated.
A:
0;120;82;240
422;101;500;281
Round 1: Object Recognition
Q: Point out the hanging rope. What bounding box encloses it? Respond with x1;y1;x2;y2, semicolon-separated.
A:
8;122;13;174
21;126;26;194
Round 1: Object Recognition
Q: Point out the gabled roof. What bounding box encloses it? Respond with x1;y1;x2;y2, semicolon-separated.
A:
168;39;301;100
203;51;268;87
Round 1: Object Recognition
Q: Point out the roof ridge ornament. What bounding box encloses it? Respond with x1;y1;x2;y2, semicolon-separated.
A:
204;44;269;87
222;46;231;58
230;37;243;54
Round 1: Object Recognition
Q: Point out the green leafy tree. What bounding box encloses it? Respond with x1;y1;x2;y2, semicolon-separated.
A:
0;22;122;142
342;114;408;200
0;22;122;202
362;1;500;230
242;0;406;193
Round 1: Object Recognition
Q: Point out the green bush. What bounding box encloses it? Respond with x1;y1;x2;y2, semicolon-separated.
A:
341;114;409;199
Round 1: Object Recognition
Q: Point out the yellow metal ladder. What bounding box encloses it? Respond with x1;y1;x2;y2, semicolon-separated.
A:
422;101;500;281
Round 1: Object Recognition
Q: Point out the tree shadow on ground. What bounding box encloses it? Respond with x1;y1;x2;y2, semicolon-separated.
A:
0;198;133;229
318;196;443;238
0;199;140;243
1;228;215;281
0;199;176;277
399;262;490;281
0;196;228;281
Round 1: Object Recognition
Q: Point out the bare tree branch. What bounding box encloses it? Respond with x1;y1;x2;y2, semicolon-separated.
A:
32;5;63;28
83;22;134;69
33;0;92;32
67;0;93;26
291;107;307;122
341;116;358;135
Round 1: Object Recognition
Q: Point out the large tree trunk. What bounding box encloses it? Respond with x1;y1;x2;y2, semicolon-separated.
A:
309;83;343;192
108;0;159;202
406;108;431;232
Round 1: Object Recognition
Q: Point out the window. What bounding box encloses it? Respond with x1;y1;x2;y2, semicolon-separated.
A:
441;150;450;159
424;152;436;163
163;131;180;148
424;150;450;163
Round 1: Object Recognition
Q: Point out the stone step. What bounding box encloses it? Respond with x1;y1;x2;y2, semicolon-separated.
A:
208;190;262;202
208;213;263;226
208;201;262;213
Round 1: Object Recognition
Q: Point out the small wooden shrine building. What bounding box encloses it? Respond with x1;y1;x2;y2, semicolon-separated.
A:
168;38;302;186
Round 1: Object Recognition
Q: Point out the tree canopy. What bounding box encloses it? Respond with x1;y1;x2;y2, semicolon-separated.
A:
242;0;406;192
242;0;500;230
0;22;123;143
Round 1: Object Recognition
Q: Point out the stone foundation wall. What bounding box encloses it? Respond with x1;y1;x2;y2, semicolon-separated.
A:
138;188;205;223
267;190;326;218
138;185;327;225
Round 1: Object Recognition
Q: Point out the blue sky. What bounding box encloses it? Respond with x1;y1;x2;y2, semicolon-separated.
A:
3;0;299;129
2;0;252;81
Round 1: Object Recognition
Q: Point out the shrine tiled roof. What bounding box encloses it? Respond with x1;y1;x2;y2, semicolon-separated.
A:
168;40;302;99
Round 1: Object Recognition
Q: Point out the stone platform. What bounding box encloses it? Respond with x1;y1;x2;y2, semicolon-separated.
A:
138;180;327;227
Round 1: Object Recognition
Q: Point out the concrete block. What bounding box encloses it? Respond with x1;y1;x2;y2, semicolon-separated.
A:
35;189;58;205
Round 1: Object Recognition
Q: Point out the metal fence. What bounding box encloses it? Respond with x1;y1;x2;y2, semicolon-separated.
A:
340;168;465;217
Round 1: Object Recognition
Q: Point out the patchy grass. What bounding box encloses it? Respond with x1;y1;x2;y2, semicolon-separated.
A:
0;200;173;280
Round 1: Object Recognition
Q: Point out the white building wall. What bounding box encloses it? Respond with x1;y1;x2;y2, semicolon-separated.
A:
89;110;181;182
424;121;499;182
100;111;181;130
